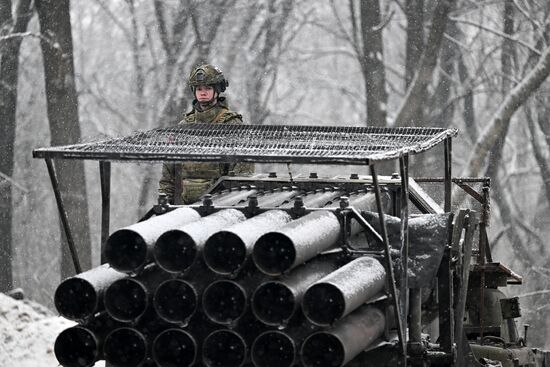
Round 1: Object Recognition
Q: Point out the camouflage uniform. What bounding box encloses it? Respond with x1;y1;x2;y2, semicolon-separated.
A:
158;64;253;204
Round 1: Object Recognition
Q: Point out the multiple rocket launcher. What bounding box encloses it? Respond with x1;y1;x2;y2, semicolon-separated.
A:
54;186;391;367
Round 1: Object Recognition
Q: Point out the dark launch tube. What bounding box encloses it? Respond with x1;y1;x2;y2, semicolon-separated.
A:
54;326;100;367
104;207;201;273
253;192;379;276
202;329;247;367
103;327;147;367
152;328;197;367
251;256;341;326
252;210;341;276
301;305;386;367
302;256;386;326
251;328;318;367
153;278;198;324
154;209;246;273
202;279;247;325
203;210;292;275
104;265;170;322
54;264;127;321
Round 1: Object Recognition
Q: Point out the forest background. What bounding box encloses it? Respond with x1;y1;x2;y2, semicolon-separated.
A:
1;0;550;349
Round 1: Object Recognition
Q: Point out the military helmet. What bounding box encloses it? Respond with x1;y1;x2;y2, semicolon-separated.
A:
188;64;228;93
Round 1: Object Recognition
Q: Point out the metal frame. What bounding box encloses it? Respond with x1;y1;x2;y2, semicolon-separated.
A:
34;124;464;367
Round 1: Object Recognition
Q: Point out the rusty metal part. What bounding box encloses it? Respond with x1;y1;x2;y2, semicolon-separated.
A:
154;209;246;273
202;329;247;367
203;210;292;275
301;305;386;367
103;327;148;367
153;278;198;325
251;256;342;326
152;328;197;367
54;264;127;321
302;256;386;326
104;207;201;273
54;326;100;367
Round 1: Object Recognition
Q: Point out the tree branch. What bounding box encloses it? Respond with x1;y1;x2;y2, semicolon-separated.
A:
455;45;550;195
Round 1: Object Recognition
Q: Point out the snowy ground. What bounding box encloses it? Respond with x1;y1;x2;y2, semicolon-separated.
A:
0;292;105;367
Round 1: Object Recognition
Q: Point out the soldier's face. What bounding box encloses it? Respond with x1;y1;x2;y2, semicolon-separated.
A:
195;85;216;103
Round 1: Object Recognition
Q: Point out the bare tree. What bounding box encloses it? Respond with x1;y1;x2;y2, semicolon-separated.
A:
0;0;33;292
394;0;457;127
35;0;91;277
359;0;388;126
246;1;294;125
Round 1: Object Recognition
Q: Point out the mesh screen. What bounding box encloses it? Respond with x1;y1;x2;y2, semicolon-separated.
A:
33;124;457;164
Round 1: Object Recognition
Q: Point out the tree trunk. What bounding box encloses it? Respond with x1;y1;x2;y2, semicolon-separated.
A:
405;0;424;89
360;0;388;127
394;0;457;127
36;0;91;277
0;0;33;292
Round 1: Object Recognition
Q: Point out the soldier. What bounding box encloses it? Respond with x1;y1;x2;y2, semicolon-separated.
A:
159;63;252;204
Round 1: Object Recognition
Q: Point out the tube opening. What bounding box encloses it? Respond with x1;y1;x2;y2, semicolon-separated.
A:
54;278;97;321
251;331;295;367
154;279;198;323
202;280;246;325
203;231;247;275
302;283;345;325
104;230;148;273
253;233;295;275
252;282;295;325
154;230;197;273
104;279;147;322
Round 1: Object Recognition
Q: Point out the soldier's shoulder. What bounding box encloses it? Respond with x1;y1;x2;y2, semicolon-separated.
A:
183;110;195;123
219;110;243;124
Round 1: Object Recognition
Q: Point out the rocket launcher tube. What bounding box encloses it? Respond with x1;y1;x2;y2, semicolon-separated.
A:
103;265;170;322
302;256;386;326
301;305;386;367
104;207;201;274
103;327;148;367
202;279;247;325
54;264;127;321
203;210;292;275
202;329;247;367
253;192;379;276
152;328;197;367
251;256;341;326
153;278;198;324
154;209;246;273
252;210;341;276
54;326;100;367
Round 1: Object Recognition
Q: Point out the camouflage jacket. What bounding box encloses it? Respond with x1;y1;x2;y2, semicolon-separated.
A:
158;98;254;204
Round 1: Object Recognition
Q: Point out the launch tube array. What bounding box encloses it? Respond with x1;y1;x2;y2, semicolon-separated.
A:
54;187;392;367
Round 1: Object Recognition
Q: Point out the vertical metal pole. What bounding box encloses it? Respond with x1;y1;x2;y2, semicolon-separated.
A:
45;158;82;274
438;250;454;353
174;164;183;205
371;164;407;366
399;155;409;336
444;137;452;212
99;161;111;264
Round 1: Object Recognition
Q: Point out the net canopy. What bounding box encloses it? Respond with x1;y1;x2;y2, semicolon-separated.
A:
33;124;457;165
